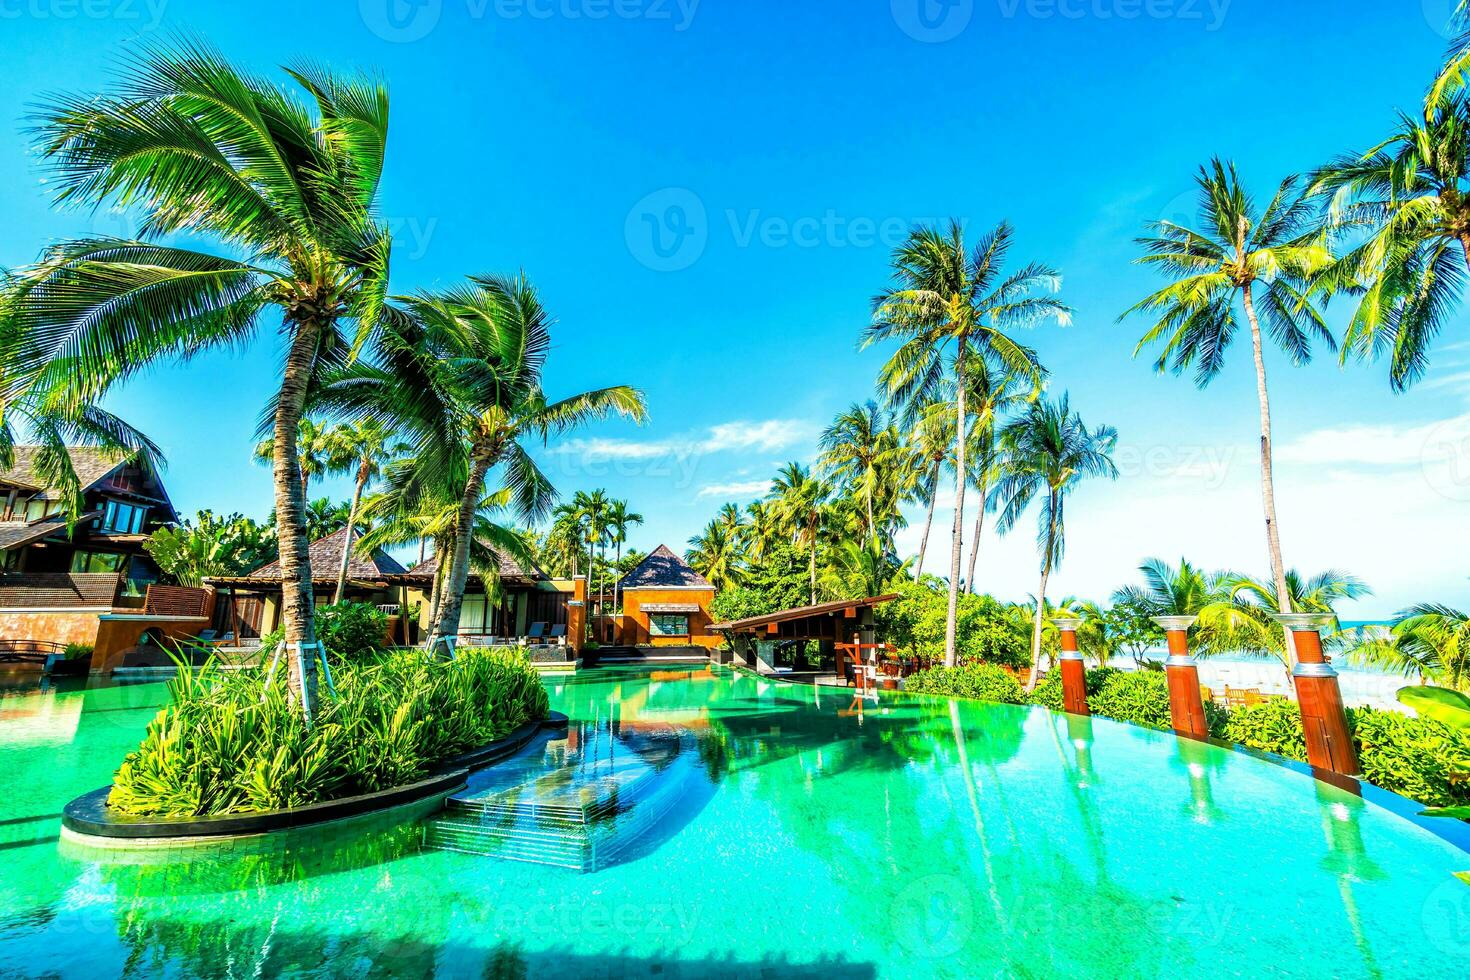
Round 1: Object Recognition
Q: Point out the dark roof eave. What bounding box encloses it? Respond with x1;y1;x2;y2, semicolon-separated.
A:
709;593;899;632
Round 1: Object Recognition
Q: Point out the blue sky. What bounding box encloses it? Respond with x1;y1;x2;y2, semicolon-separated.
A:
2;0;1466;616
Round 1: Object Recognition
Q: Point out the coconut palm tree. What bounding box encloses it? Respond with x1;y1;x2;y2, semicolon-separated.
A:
324;418;408;603
961;361;1034;594
1310;95;1470;390
255;419;335;506
1202;569;1371;675
546;503;586;577
769;462;830;604
572;489;611;613
313;274;646;648
1124;160;1334;657
741;500;781;565
991;395;1118;690
898;400;955;581
1430;3;1470;106
2;41;401;712
1112;557;1231;654
688;518;744;591
1351;603;1470;691
818;400;901;547
605;499;643;614
865;220;1063;667
819;538;908;601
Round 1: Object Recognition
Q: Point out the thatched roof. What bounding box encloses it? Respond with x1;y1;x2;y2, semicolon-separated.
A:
620;544;711;591
245;527;406;582
397;549;548;584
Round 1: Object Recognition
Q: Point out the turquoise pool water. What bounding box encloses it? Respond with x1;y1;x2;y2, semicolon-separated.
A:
1;665;1467;978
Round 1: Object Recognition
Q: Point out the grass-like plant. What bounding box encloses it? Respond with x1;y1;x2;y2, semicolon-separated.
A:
107;648;549;817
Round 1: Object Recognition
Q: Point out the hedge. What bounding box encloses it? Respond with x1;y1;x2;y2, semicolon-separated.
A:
904;662;1027;705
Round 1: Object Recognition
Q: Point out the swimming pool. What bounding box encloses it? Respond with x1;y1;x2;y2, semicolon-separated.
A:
1;665;1466;977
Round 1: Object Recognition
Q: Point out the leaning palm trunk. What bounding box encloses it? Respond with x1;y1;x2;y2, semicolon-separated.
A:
273;320;324;710
426;541;449;632
1240;286;1295;661
915;462;940;579
431;455;493;647
333;463;369;604
965;469;989;594
1028;559;1052;693
944;343;970;668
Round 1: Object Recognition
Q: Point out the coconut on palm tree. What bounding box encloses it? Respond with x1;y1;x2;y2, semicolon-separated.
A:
323;418;408;603
3;41;399;712
991;395;1118;690
1124;160;1334;663
866;220;1063;667
1310;95;1470;389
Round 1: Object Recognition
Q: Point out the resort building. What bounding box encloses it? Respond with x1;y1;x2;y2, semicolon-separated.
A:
387;551;571;645
614;545;718;650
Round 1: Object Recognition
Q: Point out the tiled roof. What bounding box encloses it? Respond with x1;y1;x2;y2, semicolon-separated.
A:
0;572;121;609
246;527;406;581
0;515;71;552
620;544;712;590
400;549;548;582
0;446;128;499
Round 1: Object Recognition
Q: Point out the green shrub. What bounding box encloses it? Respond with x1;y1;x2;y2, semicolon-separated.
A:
1348;707;1470;812
904;662;1027;705
1223;699;1307;761
259;601;388;664
107;647;550;817
1089;671;1174;730
1028;666;1120;711
63;643;94;660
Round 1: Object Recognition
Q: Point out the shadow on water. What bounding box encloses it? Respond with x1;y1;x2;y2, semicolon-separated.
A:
102;914;879;979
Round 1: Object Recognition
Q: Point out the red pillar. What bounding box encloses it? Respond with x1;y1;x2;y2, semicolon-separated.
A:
1277;614;1360;777
1154;615;1209;739
1054;618;1089;716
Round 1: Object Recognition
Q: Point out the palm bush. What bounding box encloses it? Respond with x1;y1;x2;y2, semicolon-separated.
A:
108;648;550;817
904;662;1027;705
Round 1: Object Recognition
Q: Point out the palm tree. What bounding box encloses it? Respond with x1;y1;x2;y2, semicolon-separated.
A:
1112;557;1231;654
315;274;646;648
1351;603;1470;691
688;518;744;591
572;489;611;613
324;418;408;603
899;400;955;580
991;395;1118;690
546;503;587;577
255;419;335;506
1124;160;1333;660
1430;3;1470;106
865;220;1064;667
961;361;1033;594
605;499;643;614
769;462;830;604
3;42;399;712
1310;95;1470;390
1202;569;1372;675
818;400;900;547
741;500;781;565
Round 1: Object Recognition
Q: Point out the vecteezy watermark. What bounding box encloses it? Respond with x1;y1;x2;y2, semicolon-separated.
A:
996;0;1231;31
1421;874;1470;959
891;0;974;42
1423;0;1464;41
890;873;976;958
384;215;439;261
1420;416;1470;502
1113;442;1238;489
0;0;169;29
359;0;699;43
625;187;941;272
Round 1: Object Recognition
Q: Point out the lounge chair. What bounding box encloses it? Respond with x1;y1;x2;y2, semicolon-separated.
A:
525;622;549;644
547;624;567;645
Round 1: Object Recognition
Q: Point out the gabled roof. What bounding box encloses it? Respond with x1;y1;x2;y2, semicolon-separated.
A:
0;446;129;499
0;515;74;552
620;544;712;591
245;527;406;582
397;549;549;584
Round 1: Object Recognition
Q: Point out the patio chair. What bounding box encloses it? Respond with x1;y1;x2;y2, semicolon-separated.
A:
1224;687;1254;709
547;624;567;645
525;622;549;644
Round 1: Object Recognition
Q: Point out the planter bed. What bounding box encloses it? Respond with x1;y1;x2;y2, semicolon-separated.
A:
61;710;569;846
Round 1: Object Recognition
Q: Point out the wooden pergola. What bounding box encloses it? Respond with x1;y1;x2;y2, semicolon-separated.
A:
709;593;897;677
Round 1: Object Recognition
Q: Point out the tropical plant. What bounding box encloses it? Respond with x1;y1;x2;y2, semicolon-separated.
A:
818;537;907;601
324;418;408;603
1201;568;1372;674
899;400;955;580
145;510;277;586
769;462;830;604
1310;94;1470;389
1125;160;1334;654
1429;2;1470;106
687;516;745;591
256;419;335;503
818;400;902;547
571;489;611;609
960;360;1034;594
865;220;1064;666
904;661;1027;705
1111;557;1230;654
4;41;400;713
991;395;1118;690
605;499;642;613
1352;605;1470;691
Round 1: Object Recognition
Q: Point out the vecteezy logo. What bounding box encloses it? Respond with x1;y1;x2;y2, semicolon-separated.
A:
625;188;707;272
892;0;973;43
360;0;442;42
1423;0;1465;41
1421;416;1470;502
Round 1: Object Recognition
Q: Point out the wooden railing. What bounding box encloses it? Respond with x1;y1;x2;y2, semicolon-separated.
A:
142;584;211;619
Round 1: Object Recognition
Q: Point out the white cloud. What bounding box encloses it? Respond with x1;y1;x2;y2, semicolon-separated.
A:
696;480;771;500
704;419;813;453
553;418;814;463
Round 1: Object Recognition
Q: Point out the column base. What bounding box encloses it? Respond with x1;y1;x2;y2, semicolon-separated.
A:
1291;671;1360;777
1165;661;1210;739
1060;656;1089;715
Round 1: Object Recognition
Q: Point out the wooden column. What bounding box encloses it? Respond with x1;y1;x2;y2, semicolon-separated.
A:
1053;618;1089;716
1276;613;1360;777
1153;615;1209;739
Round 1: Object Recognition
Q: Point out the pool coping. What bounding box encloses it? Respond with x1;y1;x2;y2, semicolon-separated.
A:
747;668;1470;857
59;710;569;846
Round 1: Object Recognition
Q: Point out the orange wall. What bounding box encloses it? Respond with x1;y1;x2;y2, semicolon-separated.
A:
620;588;720;649
93;615;213;673
0;610;104;650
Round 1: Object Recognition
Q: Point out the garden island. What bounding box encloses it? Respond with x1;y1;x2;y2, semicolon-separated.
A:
2;7;1469;979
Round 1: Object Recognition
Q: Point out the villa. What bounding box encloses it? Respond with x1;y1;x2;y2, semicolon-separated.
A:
611;545;718;651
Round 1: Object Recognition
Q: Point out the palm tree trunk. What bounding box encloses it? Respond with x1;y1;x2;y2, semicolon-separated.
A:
945;341;970;668
1028;559;1052;693
333;463;368;605
427;541;448;631
272;319;323;712
865;480;876;547
966;469;989;594
915;461;940;580
1240;286;1295;663
431;454;493;646
808;517;818;605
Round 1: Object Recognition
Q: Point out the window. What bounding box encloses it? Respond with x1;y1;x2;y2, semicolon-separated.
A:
649;613;691;637
460;594;488;635
101;500;147;534
70;551;124;573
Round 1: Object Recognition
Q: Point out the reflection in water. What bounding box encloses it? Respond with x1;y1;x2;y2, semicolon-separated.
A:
0;665;1464;978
